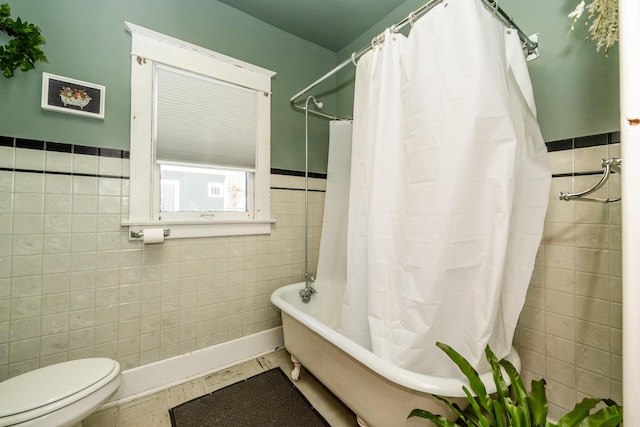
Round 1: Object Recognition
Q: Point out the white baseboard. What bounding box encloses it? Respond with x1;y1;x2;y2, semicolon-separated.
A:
105;327;284;406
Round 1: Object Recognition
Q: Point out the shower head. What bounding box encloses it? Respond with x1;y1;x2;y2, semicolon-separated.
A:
305;96;323;110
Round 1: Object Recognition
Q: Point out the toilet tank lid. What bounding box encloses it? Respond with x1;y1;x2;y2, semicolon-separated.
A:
0;358;120;418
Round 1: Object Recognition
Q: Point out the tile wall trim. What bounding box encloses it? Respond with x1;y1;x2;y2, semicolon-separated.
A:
0;135;130;159
109;327;283;406
1;135;331;186
552;171;619;178
270;187;325;193
547;131;620;179
270;168;327;180
545;131;620;152
5;132;617;182
0;167;126;180
0;135;130;179
2;131;620;158
270;168;327;192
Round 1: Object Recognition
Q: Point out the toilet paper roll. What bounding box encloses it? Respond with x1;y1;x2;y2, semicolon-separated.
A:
143;228;165;244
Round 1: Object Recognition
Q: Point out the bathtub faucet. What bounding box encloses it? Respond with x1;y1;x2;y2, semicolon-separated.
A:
304;271;315;286
299;272;316;304
299;286;316;304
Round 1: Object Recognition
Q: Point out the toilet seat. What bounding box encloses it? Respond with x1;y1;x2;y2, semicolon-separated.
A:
0;358;120;426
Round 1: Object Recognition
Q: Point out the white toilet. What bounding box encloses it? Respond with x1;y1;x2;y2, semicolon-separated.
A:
0;358;121;427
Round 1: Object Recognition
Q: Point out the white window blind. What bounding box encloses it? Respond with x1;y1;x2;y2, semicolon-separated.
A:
154;65;258;170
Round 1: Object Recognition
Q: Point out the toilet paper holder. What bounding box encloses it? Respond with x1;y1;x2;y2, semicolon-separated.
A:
130;228;171;239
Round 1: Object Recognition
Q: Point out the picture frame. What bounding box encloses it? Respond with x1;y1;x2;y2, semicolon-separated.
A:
41;72;105;120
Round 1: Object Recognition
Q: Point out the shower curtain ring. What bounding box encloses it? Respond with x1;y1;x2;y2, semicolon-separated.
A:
408;11;416;27
371;32;383;49
351;52;358;66
489;0;499;16
387;26;397;41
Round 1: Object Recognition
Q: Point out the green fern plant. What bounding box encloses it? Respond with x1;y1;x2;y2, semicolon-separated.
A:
408;342;622;426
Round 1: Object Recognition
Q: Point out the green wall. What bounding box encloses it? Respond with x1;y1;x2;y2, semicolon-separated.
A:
0;0;336;173
0;0;620;174
335;0;620;142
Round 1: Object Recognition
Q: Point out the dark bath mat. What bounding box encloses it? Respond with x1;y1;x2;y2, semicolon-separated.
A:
169;368;331;427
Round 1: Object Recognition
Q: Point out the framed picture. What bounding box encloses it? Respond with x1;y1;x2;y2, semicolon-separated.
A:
41;73;105;119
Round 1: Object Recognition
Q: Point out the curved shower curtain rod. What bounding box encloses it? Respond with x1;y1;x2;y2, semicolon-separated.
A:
290;0;540;121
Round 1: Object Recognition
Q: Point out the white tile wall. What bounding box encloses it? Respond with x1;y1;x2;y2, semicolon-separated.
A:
0;142;325;379
513;142;622;419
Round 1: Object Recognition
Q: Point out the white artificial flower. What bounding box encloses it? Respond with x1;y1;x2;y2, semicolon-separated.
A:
568;0;586;19
569;0;618;54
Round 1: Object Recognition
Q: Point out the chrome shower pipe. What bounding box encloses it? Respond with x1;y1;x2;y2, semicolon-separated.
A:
303;96;322;295
293;99;337;121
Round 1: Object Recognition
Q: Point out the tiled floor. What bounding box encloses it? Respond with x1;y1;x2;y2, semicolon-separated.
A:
83;348;358;427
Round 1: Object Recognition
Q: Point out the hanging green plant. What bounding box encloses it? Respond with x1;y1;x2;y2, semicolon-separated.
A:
0;3;48;78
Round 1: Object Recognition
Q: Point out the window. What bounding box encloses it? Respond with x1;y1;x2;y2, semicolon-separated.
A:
159;164;246;213
125;23;276;238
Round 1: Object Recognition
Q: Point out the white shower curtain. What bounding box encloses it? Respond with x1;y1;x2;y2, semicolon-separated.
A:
314;121;353;330
337;0;551;377
342;29;407;350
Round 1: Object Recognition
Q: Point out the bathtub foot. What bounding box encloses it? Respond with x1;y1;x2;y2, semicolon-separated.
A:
356;415;369;427
290;355;302;381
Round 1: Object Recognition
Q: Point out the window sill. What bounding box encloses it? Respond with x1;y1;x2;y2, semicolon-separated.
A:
122;218;275;240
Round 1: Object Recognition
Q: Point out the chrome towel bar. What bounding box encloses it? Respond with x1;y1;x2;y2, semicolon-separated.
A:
559;158;621;203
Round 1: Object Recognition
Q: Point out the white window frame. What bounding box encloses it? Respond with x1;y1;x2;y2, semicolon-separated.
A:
124;22;276;239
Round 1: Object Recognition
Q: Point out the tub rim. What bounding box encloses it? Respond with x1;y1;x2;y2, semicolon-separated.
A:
271;282;521;398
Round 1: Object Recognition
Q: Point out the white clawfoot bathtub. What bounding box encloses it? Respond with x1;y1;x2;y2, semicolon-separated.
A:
271;282;521;427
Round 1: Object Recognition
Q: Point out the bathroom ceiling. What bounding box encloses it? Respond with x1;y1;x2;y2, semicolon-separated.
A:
216;0;407;51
